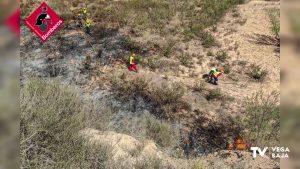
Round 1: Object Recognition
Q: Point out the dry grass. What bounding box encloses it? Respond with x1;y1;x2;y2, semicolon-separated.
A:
20;79;113;168
146;116;179;148
206;88;223;101
193;80;206;92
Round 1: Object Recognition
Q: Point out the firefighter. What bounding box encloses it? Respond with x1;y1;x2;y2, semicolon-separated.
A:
208;67;224;85
85;19;91;34
128;53;138;73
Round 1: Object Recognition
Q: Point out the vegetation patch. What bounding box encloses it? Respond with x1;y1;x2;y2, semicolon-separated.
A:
206;88;223;101
179;53;192;67
20;79;111;168
267;8;280;43
207;51;214;57
111;72;150;97
162;40;176;58
199;32;216;48
241;91;279;146
248;64;268;81
146;116;179;148
216;50;229;62
193;80;206;92
223;64;231;74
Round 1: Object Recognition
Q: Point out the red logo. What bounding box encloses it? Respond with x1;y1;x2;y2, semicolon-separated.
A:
25;2;64;42
5;8;20;37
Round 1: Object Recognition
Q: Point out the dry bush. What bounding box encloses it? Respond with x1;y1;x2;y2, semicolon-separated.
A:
150;82;191;113
216;50;229;62
248;64;268;81
199;32;216;48
162;40;176;58
151;82;184;105
206;88;223;101
20;79;113;168
143;56;162;71
179;53;193;67
111;72;150;97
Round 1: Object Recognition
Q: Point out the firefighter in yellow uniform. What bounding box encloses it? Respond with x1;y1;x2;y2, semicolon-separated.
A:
85;19;91;34
76;7;88;27
81;8;88;20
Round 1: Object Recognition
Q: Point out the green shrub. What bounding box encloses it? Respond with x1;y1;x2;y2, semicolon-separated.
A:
206;88;223;100
241;91;279;146
216;50;229;62
248;64;268;81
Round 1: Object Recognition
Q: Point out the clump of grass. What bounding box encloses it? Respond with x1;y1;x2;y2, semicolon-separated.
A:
232;8;240;17
238;60;248;66
146;116;179;148
134;156;164;169
223;64;231;74
162;40;176;58
200;32;216;48
207;51;214;57
248;64;268;81
193;80;206;92
179;53;192;67
216;50;229;62
144;56;161;70
206;88;223;101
